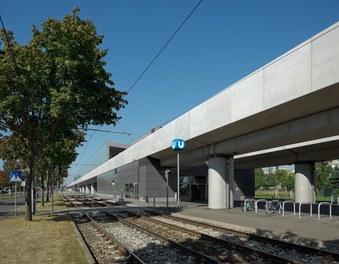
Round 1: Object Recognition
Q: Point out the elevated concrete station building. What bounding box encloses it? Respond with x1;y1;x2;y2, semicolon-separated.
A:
69;22;339;209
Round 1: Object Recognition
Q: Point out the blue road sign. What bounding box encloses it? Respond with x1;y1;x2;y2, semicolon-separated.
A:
171;139;186;151
10;171;22;183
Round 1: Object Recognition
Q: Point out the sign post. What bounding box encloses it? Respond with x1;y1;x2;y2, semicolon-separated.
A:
171;139;186;208
10;171;23;217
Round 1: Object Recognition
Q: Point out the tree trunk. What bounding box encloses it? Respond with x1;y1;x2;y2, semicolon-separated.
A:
41;172;45;207
51;169;54;215
46;170;50;202
25;150;35;221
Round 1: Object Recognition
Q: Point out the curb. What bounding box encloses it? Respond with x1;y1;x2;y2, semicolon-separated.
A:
65;206;96;264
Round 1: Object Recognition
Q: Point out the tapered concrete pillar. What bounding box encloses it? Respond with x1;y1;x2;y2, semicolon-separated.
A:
295;162;316;203
208;155;234;209
90;183;95;194
86;184;91;194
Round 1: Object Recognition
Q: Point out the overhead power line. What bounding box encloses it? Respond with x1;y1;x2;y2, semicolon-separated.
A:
81;127;132;136
0;16;16;64
126;0;203;95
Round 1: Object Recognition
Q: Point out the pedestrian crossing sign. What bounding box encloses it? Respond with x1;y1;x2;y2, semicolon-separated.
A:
10;171;22;183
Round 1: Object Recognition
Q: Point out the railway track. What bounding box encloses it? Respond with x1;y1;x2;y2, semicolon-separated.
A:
63;195;339;263
110;211;292;263
141;210;339;264
63;194;112;208
73;212;143;263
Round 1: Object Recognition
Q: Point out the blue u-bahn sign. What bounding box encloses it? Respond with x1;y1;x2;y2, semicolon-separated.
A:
171;139;186;151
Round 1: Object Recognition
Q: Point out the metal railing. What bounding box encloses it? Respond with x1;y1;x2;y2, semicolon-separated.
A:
317;202;332;220
298;202;312;218
255;199;267;213
282;200;296;216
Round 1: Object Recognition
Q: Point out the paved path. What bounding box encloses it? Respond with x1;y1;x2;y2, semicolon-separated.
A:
122;198;339;250
173;204;339;250
0;194;25;217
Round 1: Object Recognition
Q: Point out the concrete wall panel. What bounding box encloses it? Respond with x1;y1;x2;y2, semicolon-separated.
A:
190;103;207;138
263;43;312;110
230;71;264;121
206;88;231;132
312;26;339;91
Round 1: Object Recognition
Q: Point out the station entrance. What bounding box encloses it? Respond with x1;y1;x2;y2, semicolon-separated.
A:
180;175;207;202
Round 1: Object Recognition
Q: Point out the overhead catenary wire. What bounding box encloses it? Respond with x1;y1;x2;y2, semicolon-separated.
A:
81;127;132;136
0;16;17;67
126;0;203;95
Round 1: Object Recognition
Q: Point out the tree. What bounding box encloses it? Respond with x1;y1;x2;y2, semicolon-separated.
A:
0;159;21;191
0;8;127;220
0;169;10;190
255;168;266;189
315;161;332;196
36;129;84;206
282;174;294;190
274;169;293;188
330;166;339;189
0;135;26;190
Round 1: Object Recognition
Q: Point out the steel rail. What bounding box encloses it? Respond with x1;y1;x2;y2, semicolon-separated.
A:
78;209;145;264
105;211;221;264
63;195;144;263
159;213;339;262
131;212;298;264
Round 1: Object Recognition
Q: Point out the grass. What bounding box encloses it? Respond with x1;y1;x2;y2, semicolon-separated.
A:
0;195;87;264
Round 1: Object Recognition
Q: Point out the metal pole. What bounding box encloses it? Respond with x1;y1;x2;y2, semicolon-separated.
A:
167;175;169;208
15;182;17;216
165;170;169;208
177;152;180;208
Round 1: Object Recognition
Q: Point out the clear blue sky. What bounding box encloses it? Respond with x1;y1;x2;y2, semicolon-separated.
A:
1;0;339;183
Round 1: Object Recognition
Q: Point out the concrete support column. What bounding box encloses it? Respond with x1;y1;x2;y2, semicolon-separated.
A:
295;162;316;203
208;155;234;209
90;183;95;194
86;184;90;194
226;157;234;209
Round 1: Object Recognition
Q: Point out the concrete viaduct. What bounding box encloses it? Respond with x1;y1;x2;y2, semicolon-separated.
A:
69;22;339;209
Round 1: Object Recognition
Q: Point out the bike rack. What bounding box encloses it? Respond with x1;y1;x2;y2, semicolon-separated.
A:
255;199;267;213
330;195;338;205
282;200;296;216
317;202;332;220
298;202;312;218
243;198;256;212
267;200;282;214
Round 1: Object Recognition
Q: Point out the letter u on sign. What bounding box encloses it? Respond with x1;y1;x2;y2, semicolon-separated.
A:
172;139;186;151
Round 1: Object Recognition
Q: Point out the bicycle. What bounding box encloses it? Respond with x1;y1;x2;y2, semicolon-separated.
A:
265;200;282;214
241;199;256;212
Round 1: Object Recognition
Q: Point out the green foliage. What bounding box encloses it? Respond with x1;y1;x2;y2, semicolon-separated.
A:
255;167;295;190
315;161;332;192
0;8;127;220
282;174;294;190
330;167;339;188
